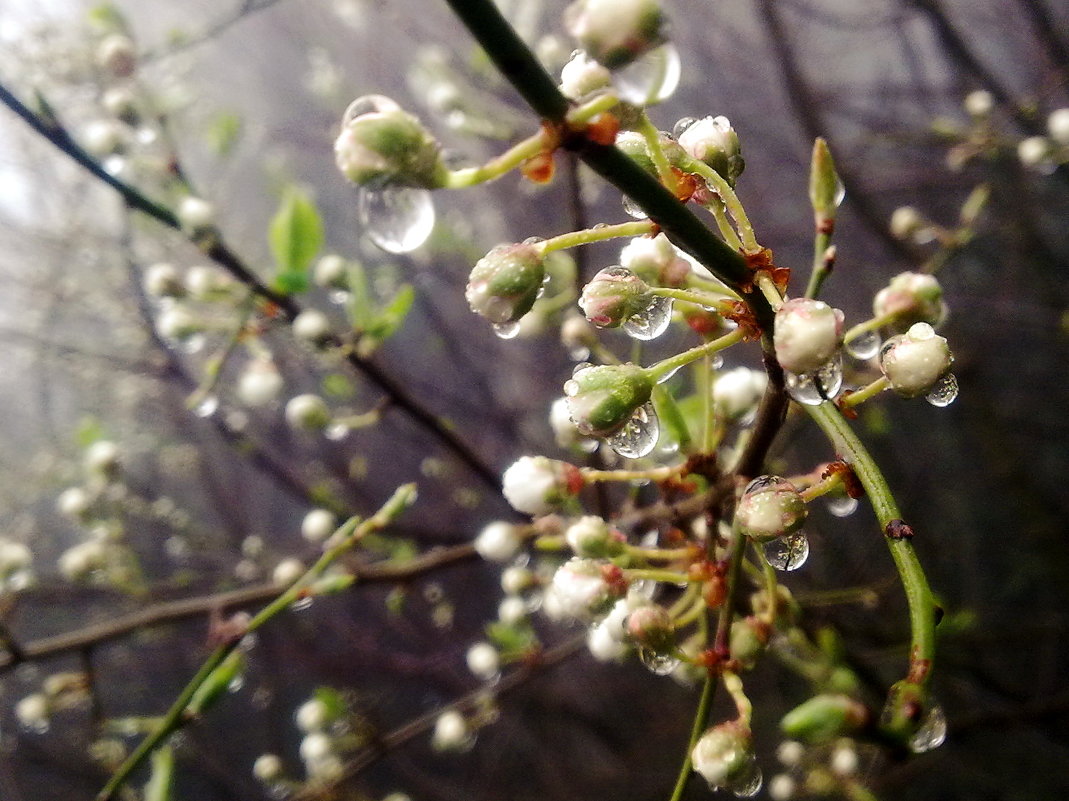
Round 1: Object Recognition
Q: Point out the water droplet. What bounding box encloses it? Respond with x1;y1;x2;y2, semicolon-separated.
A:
607;402;659;458
292;597;314;612
194;395;219;418
623;295;673;340
325;423;349;441
328;289;351;305
672;117;697;139
568;345;591;361
572;361;594;376
785;355;843;405
228;674;245;693
492;321;521;339
845;330;881;360
136;127;158;145
764;532;810;571
727;759;763;798
613;43;682;106
925;373;958;407
358;186;435;253
103;155;126;176
831;176;846;209
622;195;648;219
909;704;947;753
179;333;206;354
656;365;681;384
342;94;400;125
638;648;680;675
826;496;858;518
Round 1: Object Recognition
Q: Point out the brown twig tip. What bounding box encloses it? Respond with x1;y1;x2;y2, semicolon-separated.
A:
884;519;916;540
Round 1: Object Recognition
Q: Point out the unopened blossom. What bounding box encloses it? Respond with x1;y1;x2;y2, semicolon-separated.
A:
878;322;954;398
501;456;582;516
736;476;807;542
773;298;844;375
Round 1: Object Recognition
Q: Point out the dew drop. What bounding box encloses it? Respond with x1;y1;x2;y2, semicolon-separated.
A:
672;116;698;139
492;321;521;339
607;402;659;458
291;597;314;612
727;760;763;798
103;155;126;176
826;496;859;518
622;195;648;220
342;93;400;125
613;43;682;106
764;532;810;571
638;648;680;675
193;395;219;418
909;704;947;753
925;373;958;407
656;364;681;384
179;333;206;355
568;345;591;361
136;127;158;145
845;330;881;360
358;186;435;253
328;289;351;305
831;176;846;208
785;355;843;406
623;295;673;340
228;674;245;693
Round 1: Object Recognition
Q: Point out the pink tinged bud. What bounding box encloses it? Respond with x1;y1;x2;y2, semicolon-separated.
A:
878;323;954;398
565;516;624;558
545;557;628;621
465;243;547;324
773;298;844;375
625;604;675;652
873;271;946;329
501;456;583;516
619;233;690;287
736;475;808;543
579;266;653;328
564;0;668;70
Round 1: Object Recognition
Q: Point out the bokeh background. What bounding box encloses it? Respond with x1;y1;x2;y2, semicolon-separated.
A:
0;0;1067;799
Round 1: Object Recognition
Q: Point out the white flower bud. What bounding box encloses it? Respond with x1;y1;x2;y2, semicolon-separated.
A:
301;509;336;543
559;50;612;100
272;558;305;586
285;394;332;431
474;521;523;562
314;254;348;289
712;367;767;420
96;34;136;77
873;271;946;328
143;263;185;298
156;305;204;341
773;298;844;375
676;115;745;186
102;86;139;123
57;487;92;519
16;693;50;728
431;710;471;751
0;540;32;575
299;731;333;763
691;721;756;789
82;119;125;156
1017;135;1050;168
544;557;626;621
498;596;528;625
587;619;628;661
465;642;500;680
295;698;331;732
84;440;120;476
963;90;994;118
501;456;582;516
564;515;622;558
768;773;796;801
252;753;284;782
878;322;954;398
1048;107;1069;146
830;742;859;776
58;541;107;580
619;233;690;287
776;739;805;767
564;0;667;70
237;359;284;407
550;397;588;450
176;196;215;233
889;206;925;241
293;309;332;344
736;476;807;542
184;265;231;299
500;565;535;595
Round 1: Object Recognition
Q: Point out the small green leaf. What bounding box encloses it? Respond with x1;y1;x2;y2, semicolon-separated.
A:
346;260;373;328
187;652;244;716
207;112;243;157
808;137;843;222
269;187;324;278
143;744;175;801
273;270;310;295
312;686;348;721
365;284;415;341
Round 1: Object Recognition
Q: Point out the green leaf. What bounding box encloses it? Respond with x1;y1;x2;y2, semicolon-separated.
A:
268;187;324;278
143;744;175;801
273;270;310;295
75;417;105;448
346;260;373;328
207;112;242;157
365;284;415;341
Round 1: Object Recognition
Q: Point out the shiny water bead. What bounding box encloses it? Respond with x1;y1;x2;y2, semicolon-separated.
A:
925;372;959;407
845;329;881;360
763;532;810;571
613;43;681;105
606;402;659;458
909;705;947;753
358;186;435;253
623;294;673;340
785;356;844;406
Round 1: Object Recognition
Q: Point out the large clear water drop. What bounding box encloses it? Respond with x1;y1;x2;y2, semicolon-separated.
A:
607;402;659;458
638;648;680;675
492;321;521;339
764;532;810;571
672;117;698;139
925;373;958;407
826;496;859;518
622;195;649;219
358;186;435;253
909;705;947;753
613;43;681;105
624;295;673;340
727;759;763;798
845;330;881;360
785;355;843;405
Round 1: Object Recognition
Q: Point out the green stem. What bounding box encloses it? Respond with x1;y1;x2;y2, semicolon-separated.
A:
97;485;418;801
636;112;679;193
539;219;655;254
755;273;784;308
703;197;744;251
841;376;891;408
844;311;898;345
805;402;936;686
682;158;759;252
805;229;833;299
667;669;716;801
581;463;683;482
647;328;746;382
649;286;735;312
623;568;693;584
